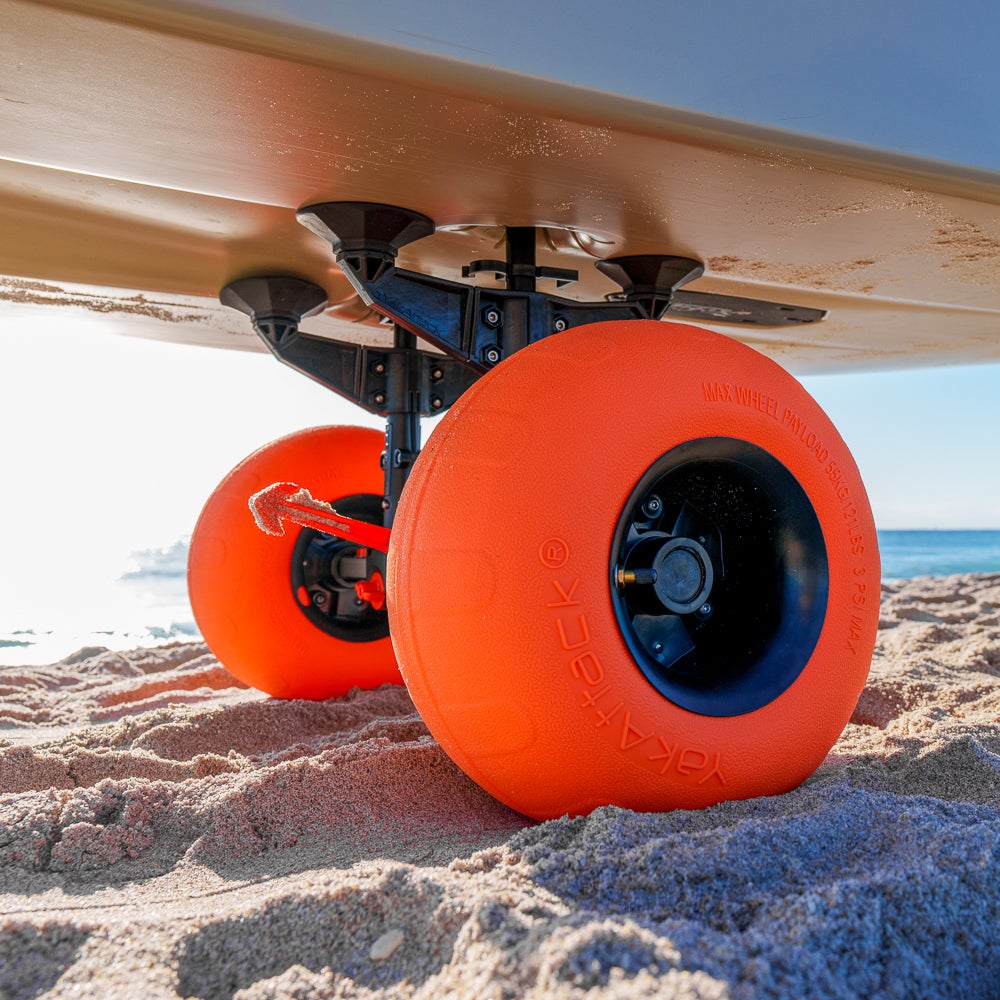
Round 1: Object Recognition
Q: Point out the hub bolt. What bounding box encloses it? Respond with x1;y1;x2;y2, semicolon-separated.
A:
373;391;386;406
483;307;503;328
483;345;502;366
553;316;568;333
642;495;663;518
431;396;444;411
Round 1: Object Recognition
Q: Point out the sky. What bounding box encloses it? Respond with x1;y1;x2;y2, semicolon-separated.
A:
0;316;378;631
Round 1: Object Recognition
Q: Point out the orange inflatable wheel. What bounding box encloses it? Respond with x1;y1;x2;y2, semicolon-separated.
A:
188;425;400;699
389;320;879;820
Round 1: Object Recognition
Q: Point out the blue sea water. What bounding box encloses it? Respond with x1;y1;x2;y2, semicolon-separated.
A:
878;530;1000;580
2;532;999;665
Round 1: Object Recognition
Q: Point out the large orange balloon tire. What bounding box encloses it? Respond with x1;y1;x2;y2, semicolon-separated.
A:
388;320;879;820
188;425;400;699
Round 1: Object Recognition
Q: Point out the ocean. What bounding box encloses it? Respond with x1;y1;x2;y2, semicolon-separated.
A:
878;530;1000;580
0;541;199;667
2;532;999;666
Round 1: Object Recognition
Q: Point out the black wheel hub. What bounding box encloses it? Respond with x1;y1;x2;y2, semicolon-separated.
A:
650;536;714;614
610;437;828;717
290;493;390;643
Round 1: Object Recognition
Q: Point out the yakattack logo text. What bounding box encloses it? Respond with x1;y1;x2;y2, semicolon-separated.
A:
542;557;726;788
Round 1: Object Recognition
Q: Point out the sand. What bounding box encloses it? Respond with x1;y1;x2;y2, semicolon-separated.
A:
1;574;999;999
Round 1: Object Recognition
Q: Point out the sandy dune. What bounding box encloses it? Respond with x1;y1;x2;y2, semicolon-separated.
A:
2;574;999;998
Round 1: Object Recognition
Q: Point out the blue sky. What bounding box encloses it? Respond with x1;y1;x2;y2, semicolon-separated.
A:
802;362;1000;529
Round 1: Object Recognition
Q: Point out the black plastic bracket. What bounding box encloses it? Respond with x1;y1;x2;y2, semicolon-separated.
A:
220;274;479;530
297;202;434;282
667;292;823;326
294;203;826;374
595;256;822;325
462;227;579;290
220;274;329;342
353;267;644;373
220;207;827;539
462;258;579;289
595;256;704;320
219;275;476;417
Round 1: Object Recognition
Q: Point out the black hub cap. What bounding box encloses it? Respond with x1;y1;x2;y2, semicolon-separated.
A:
290;493;390;643
610;438;828;717
651;536;714;614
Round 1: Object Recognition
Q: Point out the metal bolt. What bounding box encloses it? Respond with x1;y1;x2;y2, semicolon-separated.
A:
482;307;502;328
381;498;391;510
372;360;386;375
483;345;502;366
373;391;386;406
698;602;713;618
430;396;443;411
431;367;443;381
553;316;568;333
652;641;664;654
641;495;662;518
311;591;327;607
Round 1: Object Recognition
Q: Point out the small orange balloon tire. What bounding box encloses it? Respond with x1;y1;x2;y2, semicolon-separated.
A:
388;320;879;820
188;425;400;699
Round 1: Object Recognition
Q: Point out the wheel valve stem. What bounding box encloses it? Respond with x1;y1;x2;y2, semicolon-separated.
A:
617;567;658;587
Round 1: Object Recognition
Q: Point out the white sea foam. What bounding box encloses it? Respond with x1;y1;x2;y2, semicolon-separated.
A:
0;540;199;665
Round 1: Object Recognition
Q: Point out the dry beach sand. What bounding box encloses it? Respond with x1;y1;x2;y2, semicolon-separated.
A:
2;574;999;999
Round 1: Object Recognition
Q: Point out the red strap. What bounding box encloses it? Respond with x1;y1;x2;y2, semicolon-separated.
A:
249;482;391;553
